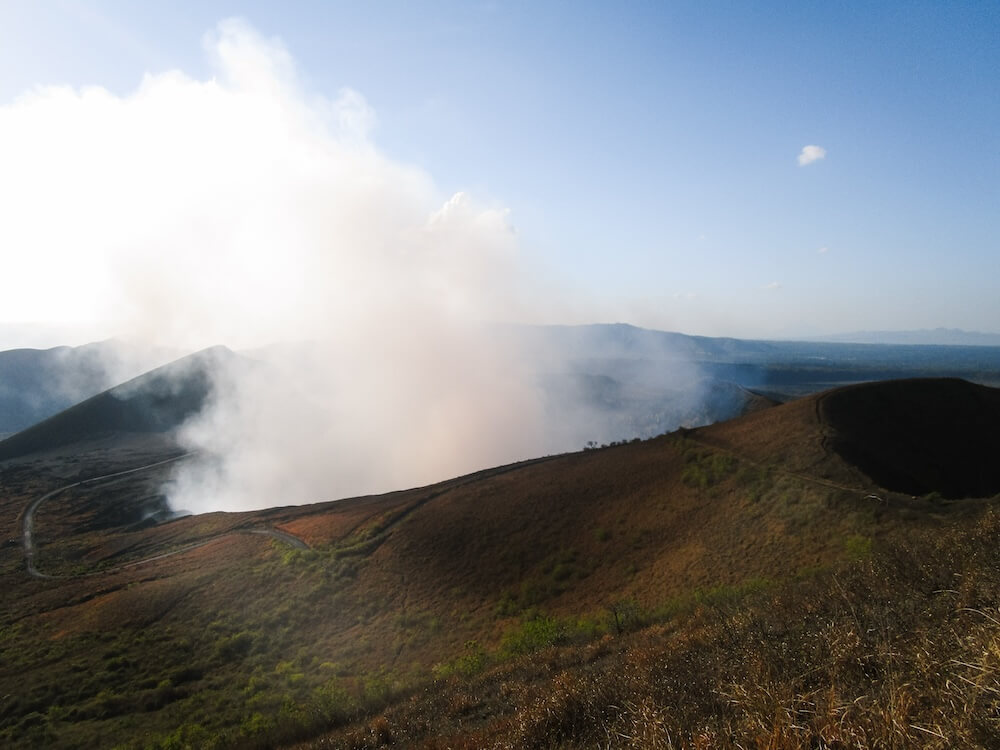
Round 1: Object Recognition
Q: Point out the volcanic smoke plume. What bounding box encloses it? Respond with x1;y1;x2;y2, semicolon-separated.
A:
0;19;557;511
0;19;701;512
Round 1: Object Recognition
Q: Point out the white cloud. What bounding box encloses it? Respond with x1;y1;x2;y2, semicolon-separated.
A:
797;144;826;166
817;246;829;254
763;281;782;290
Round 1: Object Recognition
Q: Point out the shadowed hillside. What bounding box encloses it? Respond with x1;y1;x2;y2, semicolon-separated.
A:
0;341;177;435
0;347;235;462
304;507;1000;750
0;344;124;435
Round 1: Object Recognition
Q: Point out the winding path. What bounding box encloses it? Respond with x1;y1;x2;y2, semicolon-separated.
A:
20;454;309;580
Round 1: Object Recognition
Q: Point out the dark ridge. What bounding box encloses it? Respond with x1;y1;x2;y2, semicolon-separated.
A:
820;378;1000;499
0;347;233;461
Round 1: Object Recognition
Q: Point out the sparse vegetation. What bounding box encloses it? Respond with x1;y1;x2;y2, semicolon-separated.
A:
844;532;873;558
299;510;1000;749
677;440;737;490
4;378;1000;748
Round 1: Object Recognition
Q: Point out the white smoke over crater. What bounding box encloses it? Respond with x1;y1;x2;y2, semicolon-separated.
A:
1;19;707;513
0;19;564;511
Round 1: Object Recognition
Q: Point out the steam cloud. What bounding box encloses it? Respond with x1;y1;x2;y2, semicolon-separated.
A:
1;19;703;513
0;19;557;511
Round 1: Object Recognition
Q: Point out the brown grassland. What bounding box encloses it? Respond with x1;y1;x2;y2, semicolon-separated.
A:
1;378;999;748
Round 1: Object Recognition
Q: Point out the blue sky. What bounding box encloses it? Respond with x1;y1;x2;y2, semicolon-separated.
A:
1;1;998;343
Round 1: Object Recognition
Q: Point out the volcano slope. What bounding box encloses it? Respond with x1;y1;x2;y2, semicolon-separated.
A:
2;379;1000;749
0;346;239;463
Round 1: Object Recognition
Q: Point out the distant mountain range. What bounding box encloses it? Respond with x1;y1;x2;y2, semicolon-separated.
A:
0;346;236;461
0;340;177;436
802;328;1000;346
4;324;1000;457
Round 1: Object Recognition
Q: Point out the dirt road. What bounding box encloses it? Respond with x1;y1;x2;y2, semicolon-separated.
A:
20;454;308;580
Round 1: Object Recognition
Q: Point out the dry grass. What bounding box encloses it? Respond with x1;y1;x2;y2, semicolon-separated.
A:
300;510;1000;749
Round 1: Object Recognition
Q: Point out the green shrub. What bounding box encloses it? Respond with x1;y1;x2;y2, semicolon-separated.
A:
845;534;873;559
495;591;519;617
683;451;736;489
607;598;643;634
433;640;490;679
214;631;255;661
681;464;709;489
500;615;565;656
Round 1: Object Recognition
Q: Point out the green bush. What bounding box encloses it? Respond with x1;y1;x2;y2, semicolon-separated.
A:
214;631;255;661
433;640;489;678
500;615;565;656
845;533;873;559
607;598;643;634
682;451;736;489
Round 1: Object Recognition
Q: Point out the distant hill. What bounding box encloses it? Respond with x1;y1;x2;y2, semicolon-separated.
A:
0;343;117;434
0;340;177;435
525;323;1000;401
516;322;783;364
525;322;1000;366
0;346;235;461
805;328;1000;346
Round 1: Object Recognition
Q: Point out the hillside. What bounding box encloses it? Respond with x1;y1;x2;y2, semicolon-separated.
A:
304;506;1000;749
0;340;175;435
0;346;235;462
0;344;118;435
0;378;998;748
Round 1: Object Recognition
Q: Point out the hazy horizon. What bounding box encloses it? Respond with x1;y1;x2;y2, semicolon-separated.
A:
6;321;1000;356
